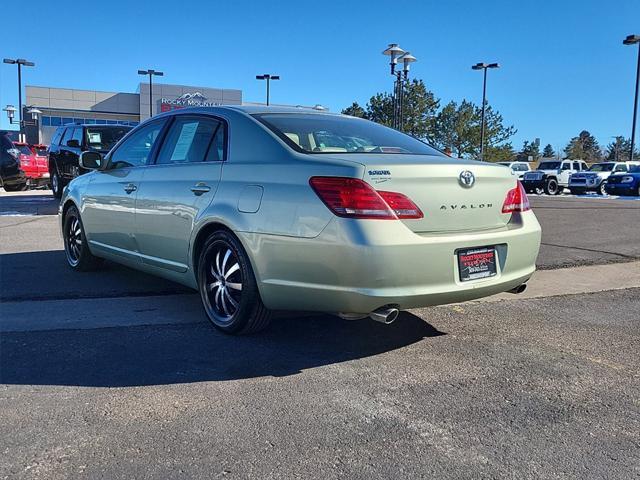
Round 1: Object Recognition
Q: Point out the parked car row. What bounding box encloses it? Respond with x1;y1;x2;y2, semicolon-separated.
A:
521;159;640;196
1;124;132;194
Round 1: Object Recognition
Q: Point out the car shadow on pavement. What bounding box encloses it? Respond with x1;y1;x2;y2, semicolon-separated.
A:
0;311;444;387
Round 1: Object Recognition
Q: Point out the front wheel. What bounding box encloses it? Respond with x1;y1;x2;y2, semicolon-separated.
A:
544;178;559;195
63;206;103;271
197;230;271;334
598;183;607;196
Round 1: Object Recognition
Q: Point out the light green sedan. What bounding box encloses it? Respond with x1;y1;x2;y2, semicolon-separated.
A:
60;106;541;334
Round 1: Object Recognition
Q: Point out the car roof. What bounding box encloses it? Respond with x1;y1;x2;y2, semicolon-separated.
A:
154;105;339;117
59;123;133;128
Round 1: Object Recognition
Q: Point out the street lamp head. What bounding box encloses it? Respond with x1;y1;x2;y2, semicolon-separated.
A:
27;107;42;120
3;105;17;120
271;75;280;80
138;69;148;75
400;52;417;68
623;34;640;45
313;104;327;111
383;44;406;74
3;58;16;64
472;62;487;70
487;62;500;68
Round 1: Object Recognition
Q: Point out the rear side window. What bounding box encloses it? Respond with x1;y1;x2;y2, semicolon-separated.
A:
108;120;166;169
61;128;73;147
156;116;225;165
71;128;83;145
50;128;64;146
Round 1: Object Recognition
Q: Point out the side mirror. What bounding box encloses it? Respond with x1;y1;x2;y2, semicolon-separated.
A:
66;139;80;148
79;151;103;170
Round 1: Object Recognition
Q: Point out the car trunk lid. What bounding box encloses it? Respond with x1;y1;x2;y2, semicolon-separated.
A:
332;154;517;233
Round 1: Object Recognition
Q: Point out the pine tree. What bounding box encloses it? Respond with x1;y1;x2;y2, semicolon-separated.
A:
542;144;555;158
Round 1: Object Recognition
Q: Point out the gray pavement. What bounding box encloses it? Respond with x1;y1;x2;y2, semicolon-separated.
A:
1;190;640;479
1;290;638;479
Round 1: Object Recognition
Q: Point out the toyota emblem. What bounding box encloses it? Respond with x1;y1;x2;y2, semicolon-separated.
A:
459;170;475;188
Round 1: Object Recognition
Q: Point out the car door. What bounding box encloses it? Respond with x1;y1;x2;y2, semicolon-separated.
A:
58;127;76;180
81;119;168;260
134;114;226;272
48;127;64;176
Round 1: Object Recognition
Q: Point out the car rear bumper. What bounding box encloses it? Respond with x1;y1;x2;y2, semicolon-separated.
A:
241;210;541;314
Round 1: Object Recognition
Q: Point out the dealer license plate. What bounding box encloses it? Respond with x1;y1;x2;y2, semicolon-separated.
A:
457;247;497;282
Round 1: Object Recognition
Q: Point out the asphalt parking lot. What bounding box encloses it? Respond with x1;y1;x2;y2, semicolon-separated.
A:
1;191;639;479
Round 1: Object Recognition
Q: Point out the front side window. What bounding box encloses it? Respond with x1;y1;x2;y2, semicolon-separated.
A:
108;120;165;170
156;116;224;165
614;164;627;172
562;163;572;170
254;113;443;156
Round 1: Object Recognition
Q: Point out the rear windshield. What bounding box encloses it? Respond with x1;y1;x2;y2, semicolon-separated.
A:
254;113;443;156
538;161;560;170
85;126;132;151
588;163;614;172
15;145;32;155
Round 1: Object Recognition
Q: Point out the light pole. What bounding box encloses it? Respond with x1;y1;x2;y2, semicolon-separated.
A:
3;58;35;141
256;74;280;106
382;44;417;131
472;62;500;161
623;34;640;160
138;69;164;118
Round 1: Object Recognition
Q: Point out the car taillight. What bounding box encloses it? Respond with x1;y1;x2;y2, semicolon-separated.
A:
378;191;423;219
309;176;423;220
502;181;530;213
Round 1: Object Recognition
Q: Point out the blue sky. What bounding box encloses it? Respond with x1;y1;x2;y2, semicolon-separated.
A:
2;0;639;153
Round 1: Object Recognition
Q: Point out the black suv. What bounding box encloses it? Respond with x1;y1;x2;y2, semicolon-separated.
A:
1;134;27;192
49;123;132;198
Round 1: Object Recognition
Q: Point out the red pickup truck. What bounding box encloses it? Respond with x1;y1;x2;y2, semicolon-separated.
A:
13;142;50;189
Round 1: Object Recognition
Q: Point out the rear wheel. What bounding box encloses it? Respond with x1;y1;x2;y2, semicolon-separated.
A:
63;206;103;271
51;170;65;199
544;178;559;195
197;230;271;335
3;183;27;192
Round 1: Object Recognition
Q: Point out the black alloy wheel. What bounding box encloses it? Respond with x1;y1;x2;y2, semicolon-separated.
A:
63;206;103;271
197;230;271;334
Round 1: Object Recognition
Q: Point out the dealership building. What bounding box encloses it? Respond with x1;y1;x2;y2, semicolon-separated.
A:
23;83;243;144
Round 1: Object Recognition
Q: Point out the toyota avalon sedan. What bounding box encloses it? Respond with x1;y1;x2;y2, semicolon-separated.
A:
59;106;541;334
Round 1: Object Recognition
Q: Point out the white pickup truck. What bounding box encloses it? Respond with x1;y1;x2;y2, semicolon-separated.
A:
568;161;640;195
521;159;589;195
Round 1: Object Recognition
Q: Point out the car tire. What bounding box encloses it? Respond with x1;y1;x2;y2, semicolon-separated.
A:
598;183;607;196
3;183;27;192
63;206;103;271
544;178;559;195
51;170;64;199
197;230;272;335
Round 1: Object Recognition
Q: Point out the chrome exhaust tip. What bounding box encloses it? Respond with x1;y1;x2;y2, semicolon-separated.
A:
369;307;399;324
507;283;527;294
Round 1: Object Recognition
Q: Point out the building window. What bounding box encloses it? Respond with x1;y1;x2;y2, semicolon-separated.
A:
62;117;73;125
95;119;106;124
42;116;51;126
50;117;62;126
85;119;95;124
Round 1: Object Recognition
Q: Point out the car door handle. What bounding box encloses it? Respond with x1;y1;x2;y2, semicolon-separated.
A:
190;183;211;196
124;183;137;194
